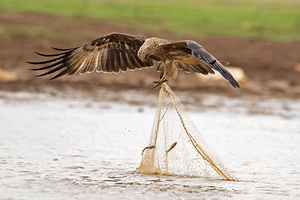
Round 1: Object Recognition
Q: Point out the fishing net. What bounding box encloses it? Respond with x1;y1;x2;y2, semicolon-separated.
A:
138;83;236;181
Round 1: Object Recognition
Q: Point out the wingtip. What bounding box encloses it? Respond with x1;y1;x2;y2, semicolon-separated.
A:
35;74;44;78
34;51;42;56
232;81;240;88
26;61;35;65
34;73;55;80
51;47;72;51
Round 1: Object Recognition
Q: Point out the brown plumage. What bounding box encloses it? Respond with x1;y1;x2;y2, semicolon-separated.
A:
28;32;239;88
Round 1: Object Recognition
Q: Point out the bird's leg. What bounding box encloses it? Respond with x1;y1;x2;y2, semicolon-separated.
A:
153;79;168;89
153;73;168;89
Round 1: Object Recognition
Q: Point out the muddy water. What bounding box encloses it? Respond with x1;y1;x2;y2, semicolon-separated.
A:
0;92;300;199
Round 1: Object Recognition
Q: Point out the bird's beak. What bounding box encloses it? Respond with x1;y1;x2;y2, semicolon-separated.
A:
137;50;148;61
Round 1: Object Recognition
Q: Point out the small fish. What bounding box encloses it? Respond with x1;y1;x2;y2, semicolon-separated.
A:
141;145;155;155
166;142;177;153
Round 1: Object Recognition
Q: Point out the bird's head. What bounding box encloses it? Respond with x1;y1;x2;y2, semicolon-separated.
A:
138;38;161;61
137;48;150;61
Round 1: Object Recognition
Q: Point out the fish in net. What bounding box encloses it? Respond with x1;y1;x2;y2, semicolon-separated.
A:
138;82;236;181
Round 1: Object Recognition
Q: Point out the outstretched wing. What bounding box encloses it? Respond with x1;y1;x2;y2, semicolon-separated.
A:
158;41;239;88
27;33;155;79
157;41;215;75
187;41;240;88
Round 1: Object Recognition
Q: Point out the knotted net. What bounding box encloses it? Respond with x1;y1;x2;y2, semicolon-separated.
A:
138;83;236;181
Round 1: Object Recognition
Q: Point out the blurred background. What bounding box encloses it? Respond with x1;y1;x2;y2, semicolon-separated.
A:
0;0;300;98
1;1;300;199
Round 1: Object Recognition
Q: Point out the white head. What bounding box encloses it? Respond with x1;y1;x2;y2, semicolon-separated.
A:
137;37;163;61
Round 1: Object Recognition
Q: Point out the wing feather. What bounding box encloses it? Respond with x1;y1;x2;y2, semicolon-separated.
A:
114;44;122;73
119;46;128;72
105;44;113;73
95;50;102;73
50;68;69;80
88;50;97;73
133;53;146;68
176;63;191;73
79;51;94;74
157;41;214;75
158;40;239;88
36;64;64;77
27;54;65;65
187;41;239;88
125;49;139;70
100;47;108;73
28;33;155;79
70;52;88;74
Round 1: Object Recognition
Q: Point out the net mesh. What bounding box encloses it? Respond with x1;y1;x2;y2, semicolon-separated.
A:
138;83;236;181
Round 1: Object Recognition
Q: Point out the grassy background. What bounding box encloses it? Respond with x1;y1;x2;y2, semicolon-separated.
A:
1;0;300;42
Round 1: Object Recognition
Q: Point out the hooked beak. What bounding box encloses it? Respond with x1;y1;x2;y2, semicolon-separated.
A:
137;50;149;61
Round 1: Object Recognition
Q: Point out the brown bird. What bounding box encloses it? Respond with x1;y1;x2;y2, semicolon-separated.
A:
27;32;240;88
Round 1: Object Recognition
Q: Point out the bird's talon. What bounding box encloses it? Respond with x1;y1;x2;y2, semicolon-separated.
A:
152;79;168;89
152;82;161;89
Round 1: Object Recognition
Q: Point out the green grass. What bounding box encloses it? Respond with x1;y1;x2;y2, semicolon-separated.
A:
0;24;67;41
1;0;300;42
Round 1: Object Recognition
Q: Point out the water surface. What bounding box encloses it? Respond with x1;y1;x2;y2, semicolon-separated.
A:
0;92;299;199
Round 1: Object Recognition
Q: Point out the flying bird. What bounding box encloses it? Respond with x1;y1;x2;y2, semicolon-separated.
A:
28;32;240;88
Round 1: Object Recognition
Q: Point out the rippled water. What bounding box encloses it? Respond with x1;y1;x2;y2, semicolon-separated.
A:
0;92;300;199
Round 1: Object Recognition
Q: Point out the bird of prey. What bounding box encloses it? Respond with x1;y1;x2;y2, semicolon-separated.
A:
28;32;240;88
